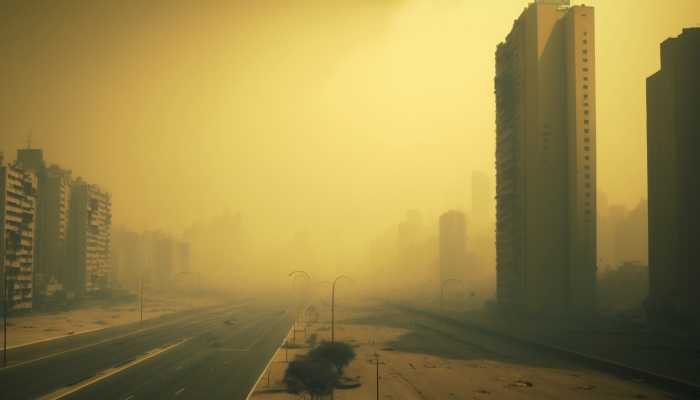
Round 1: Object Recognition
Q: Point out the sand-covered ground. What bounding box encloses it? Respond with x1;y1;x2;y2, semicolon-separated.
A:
1;291;223;348
251;304;674;400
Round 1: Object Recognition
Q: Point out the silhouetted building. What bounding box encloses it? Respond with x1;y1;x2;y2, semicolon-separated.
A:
153;232;174;285
67;178;112;295
111;228;146;290
598;261;648;313
175;241;191;274
646;28;700;323
439;210;466;284
16;148;73;299
0;158;38;310
495;0;596;314
398;210;424;275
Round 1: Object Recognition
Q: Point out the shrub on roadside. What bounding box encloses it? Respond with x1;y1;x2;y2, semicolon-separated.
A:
283;358;338;399
308;341;356;375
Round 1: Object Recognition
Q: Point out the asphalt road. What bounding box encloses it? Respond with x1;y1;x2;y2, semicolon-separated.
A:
0;301;293;400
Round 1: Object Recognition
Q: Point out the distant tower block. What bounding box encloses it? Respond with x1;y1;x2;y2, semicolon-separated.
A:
439;210;467;284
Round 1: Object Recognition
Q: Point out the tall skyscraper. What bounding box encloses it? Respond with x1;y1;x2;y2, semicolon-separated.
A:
16;148;73;299
646;28;700;323
67;178;112;294
495;0;596;314
439;210;467;284
0;158;38;310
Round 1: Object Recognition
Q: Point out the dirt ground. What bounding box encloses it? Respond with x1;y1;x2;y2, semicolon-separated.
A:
251;304;675;400
1;291;223;348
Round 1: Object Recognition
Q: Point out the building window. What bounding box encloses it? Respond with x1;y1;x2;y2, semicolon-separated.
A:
583;49;588;55
583;58;588;63
583;40;588;45
584;119;590;125
583;85;589;89
583;67;589;72
584;110;589;115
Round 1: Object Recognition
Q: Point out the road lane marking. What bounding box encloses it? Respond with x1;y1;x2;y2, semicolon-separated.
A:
245;322;295;400
7;300;250;352
175;387;185;396
0;305;238;371
215;315;289;352
37;338;191;400
4;326;120;351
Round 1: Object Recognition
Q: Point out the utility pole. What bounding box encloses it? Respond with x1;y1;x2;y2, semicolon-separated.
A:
139;274;144;329
372;352;385;400
376;357;380;400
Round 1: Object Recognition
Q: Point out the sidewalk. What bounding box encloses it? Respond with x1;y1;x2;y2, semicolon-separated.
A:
1;291;223;349
249;304;670;399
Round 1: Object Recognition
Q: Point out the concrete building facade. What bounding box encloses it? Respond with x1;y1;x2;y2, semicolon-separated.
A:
646;28;700;323
495;0;596;314
67;178;112;295
0;158;38;310
16;149;73;299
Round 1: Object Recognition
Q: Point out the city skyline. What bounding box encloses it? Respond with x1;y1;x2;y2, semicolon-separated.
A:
0;2;698;399
2;1;697;243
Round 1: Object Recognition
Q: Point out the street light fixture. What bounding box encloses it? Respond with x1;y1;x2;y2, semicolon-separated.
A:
331;275;354;343
288;270;311;344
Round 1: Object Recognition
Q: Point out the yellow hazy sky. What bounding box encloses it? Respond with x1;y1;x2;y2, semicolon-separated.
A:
1;0;698;240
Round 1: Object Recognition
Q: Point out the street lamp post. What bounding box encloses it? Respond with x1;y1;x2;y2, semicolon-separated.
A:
440;278;464;313
331;275;354;343
139;273;144;329
288;270;311;344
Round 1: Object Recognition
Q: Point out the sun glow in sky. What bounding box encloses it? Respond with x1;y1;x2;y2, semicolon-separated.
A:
1;0;698;245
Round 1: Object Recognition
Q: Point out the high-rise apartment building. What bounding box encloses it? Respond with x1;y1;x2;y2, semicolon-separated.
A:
439;210;467;284
646;28;700;323
0;157;38;310
67;178;112;294
495;0;596;314
16;149;73;299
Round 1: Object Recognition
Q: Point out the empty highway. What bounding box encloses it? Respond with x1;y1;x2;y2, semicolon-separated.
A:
0;301;292;400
